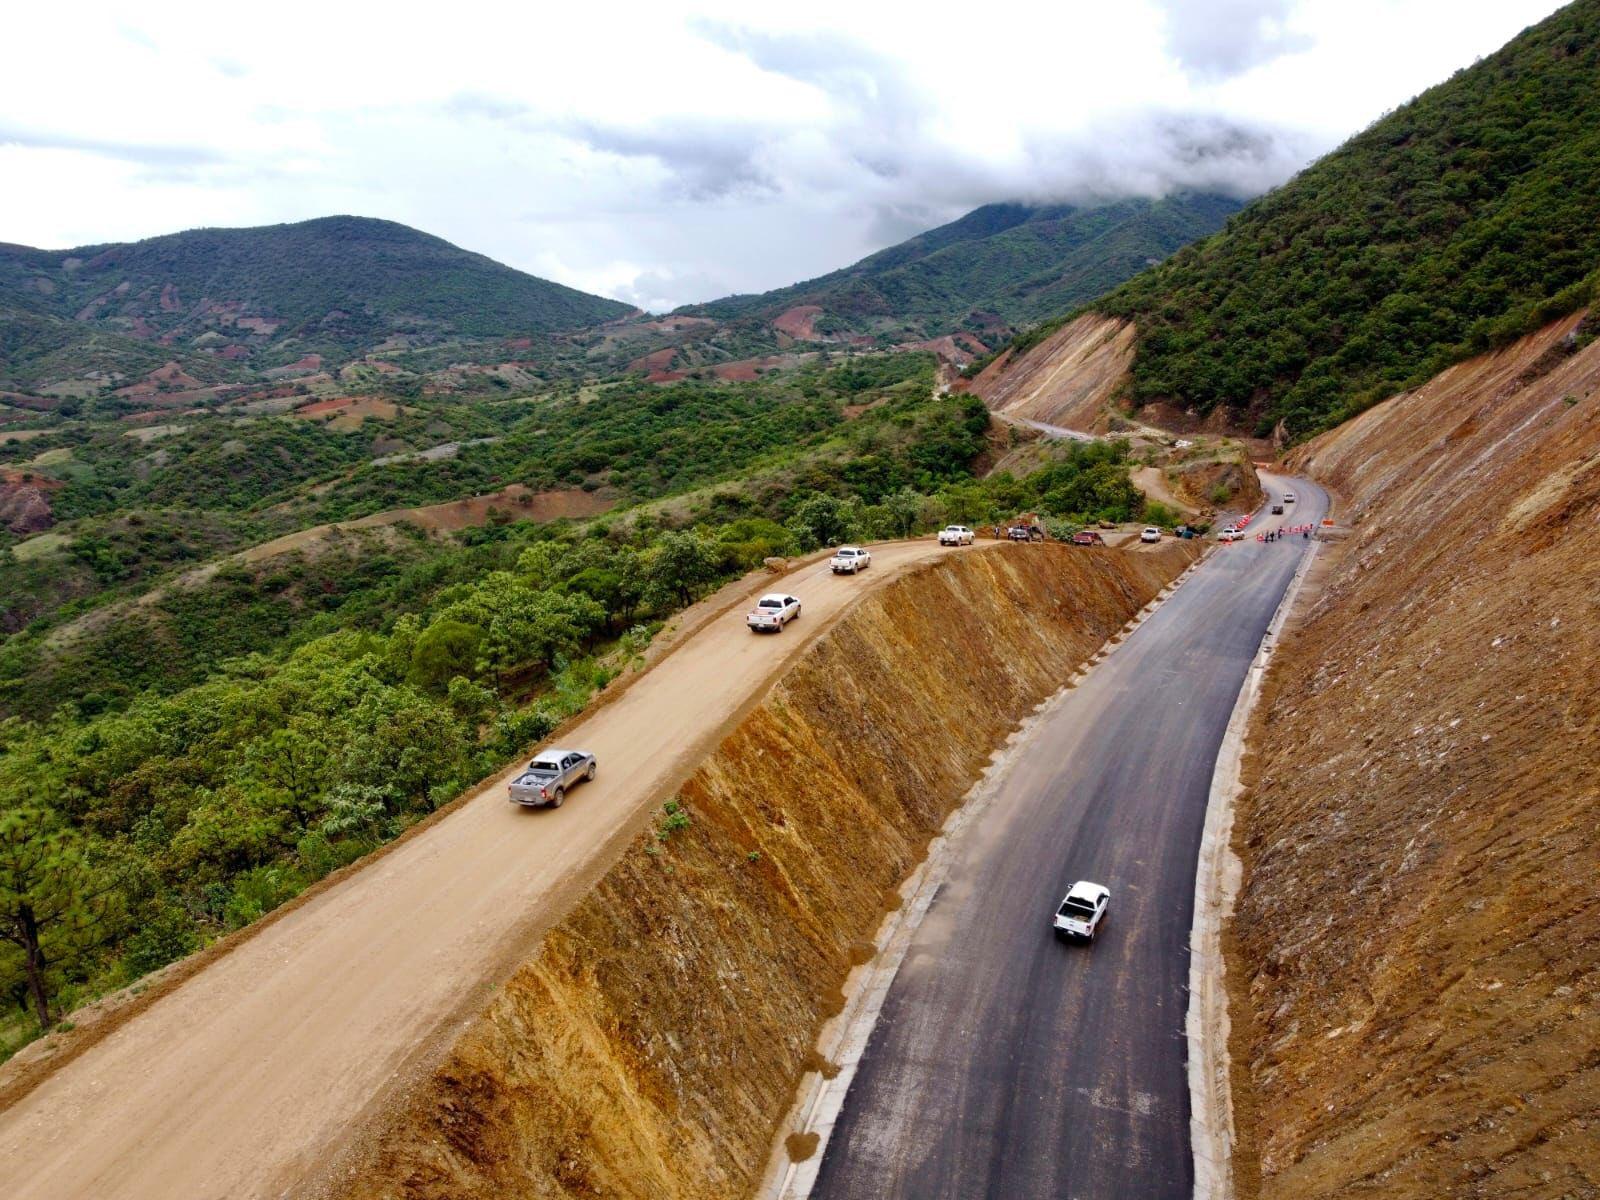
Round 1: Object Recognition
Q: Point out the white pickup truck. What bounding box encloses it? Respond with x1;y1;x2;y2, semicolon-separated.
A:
938;525;975;546
830;545;871;574
746;593;801;632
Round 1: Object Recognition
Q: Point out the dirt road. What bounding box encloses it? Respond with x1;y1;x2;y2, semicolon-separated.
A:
0;540;974;1200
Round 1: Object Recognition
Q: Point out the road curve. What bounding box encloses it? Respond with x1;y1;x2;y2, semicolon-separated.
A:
0;539;976;1200
810;474;1328;1199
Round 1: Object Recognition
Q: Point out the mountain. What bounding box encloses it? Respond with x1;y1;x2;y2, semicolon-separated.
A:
0;216;633;392
684;193;1242;339
1090;0;1600;435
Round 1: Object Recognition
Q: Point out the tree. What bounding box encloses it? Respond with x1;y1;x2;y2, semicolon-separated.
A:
788;493;857;549
0;808;114;1027
240;720;333;829
644;530;720;608
884;487;925;538
409;619;484;692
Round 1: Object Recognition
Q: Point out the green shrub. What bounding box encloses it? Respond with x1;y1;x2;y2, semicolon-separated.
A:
122;904;199;977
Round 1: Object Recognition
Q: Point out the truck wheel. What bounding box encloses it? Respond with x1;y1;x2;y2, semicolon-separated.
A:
585;763;596;781
551;786;565;808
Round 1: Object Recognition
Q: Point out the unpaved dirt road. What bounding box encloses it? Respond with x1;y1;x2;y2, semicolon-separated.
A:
811;476;1328;1199
0;540;974;1200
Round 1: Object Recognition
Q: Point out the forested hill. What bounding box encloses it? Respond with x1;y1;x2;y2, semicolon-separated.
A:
0;216;633;385
1092;0;1600;436
684;193;1241;339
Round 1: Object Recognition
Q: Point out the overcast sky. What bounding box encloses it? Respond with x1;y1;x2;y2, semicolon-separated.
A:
0;0;1569;312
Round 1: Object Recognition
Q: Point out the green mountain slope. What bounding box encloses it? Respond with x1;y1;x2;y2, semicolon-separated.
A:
0;216;633;388
686;193;1241;337
1094;0;1600;435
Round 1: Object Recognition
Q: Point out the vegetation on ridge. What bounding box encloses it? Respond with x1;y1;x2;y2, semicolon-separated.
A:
686;194;1241;339
1091;0;1600;435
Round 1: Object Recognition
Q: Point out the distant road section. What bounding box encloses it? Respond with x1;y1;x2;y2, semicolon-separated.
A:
0;540;973;1200
810;475;1327;1199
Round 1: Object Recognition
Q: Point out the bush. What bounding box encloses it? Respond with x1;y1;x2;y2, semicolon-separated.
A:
493;704;558;757
122;904;199;976
1144;501;1182;528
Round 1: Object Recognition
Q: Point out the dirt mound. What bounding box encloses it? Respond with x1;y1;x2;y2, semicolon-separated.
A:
0;483;54;535
967;313;1134;430
1226;311;1600;1198
324;542;1198;1200
1171;456;1264;513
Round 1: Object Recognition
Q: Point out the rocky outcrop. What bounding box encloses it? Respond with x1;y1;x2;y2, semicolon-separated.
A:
326;541;1199;1199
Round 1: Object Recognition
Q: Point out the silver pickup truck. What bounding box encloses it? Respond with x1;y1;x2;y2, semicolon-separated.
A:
508;748;596;807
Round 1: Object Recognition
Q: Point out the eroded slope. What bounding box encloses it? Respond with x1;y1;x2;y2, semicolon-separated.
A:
324;541;1197;1199
1227;312;1600;1197
965;313;1134;431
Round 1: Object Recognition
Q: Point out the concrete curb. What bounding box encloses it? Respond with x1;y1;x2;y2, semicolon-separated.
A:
755;548;1212;1200
1186;532;1320;1200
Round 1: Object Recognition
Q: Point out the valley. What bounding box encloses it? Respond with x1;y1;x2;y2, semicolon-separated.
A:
1;3;1597;1197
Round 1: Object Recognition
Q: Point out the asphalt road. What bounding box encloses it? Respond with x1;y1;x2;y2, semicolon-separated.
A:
810;474;1328;1200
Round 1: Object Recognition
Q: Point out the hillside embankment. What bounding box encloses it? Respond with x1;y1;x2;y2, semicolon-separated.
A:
965;313;1134;430
1226;312;1600;1197
321;540;1198;1200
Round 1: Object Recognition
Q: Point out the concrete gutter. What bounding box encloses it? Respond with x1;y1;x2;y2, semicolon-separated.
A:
1186;532;1321;1200
755;548;1212;1200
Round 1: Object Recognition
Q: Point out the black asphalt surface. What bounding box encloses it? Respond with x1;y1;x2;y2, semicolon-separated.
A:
811;475;1329;1200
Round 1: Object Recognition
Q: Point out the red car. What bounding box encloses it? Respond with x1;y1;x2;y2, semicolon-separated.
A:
1071;531;1106;546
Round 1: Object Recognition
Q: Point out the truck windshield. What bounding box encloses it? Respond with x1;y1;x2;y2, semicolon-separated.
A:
530;761;560;772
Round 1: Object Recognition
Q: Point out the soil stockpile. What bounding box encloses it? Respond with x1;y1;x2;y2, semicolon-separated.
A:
1227;312;1600;1197
325;540;1198;1199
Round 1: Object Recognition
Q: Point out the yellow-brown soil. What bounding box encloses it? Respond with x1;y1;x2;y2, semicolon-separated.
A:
967;313;1134;430
1171;456;1265;514
1227;311;1600;1198
326;541;1197;1200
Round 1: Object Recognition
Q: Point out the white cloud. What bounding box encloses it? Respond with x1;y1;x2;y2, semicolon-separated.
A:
0;0;1571;311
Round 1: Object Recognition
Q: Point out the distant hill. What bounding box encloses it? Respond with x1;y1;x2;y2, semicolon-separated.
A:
0;216;633;392
1091;0;1600;435
684;193;1241;338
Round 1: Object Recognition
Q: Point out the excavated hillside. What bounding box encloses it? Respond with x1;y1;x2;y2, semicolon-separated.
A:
1226;312;1600;1198
966;313;1133;430
320;540;1198;1200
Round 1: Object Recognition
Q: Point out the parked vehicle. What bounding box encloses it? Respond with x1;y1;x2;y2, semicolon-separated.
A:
1071;530;1106;546
830;546;871;574
1053;881;1111;942
1219;526;1242;542
1271;503;1284;515
747;593;801;632
508;749;597;808
938;525;975;546
1140;526;1162;543
1007;525;1034;542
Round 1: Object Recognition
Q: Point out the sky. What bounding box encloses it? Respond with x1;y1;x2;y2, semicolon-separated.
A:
0;0;1570;312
